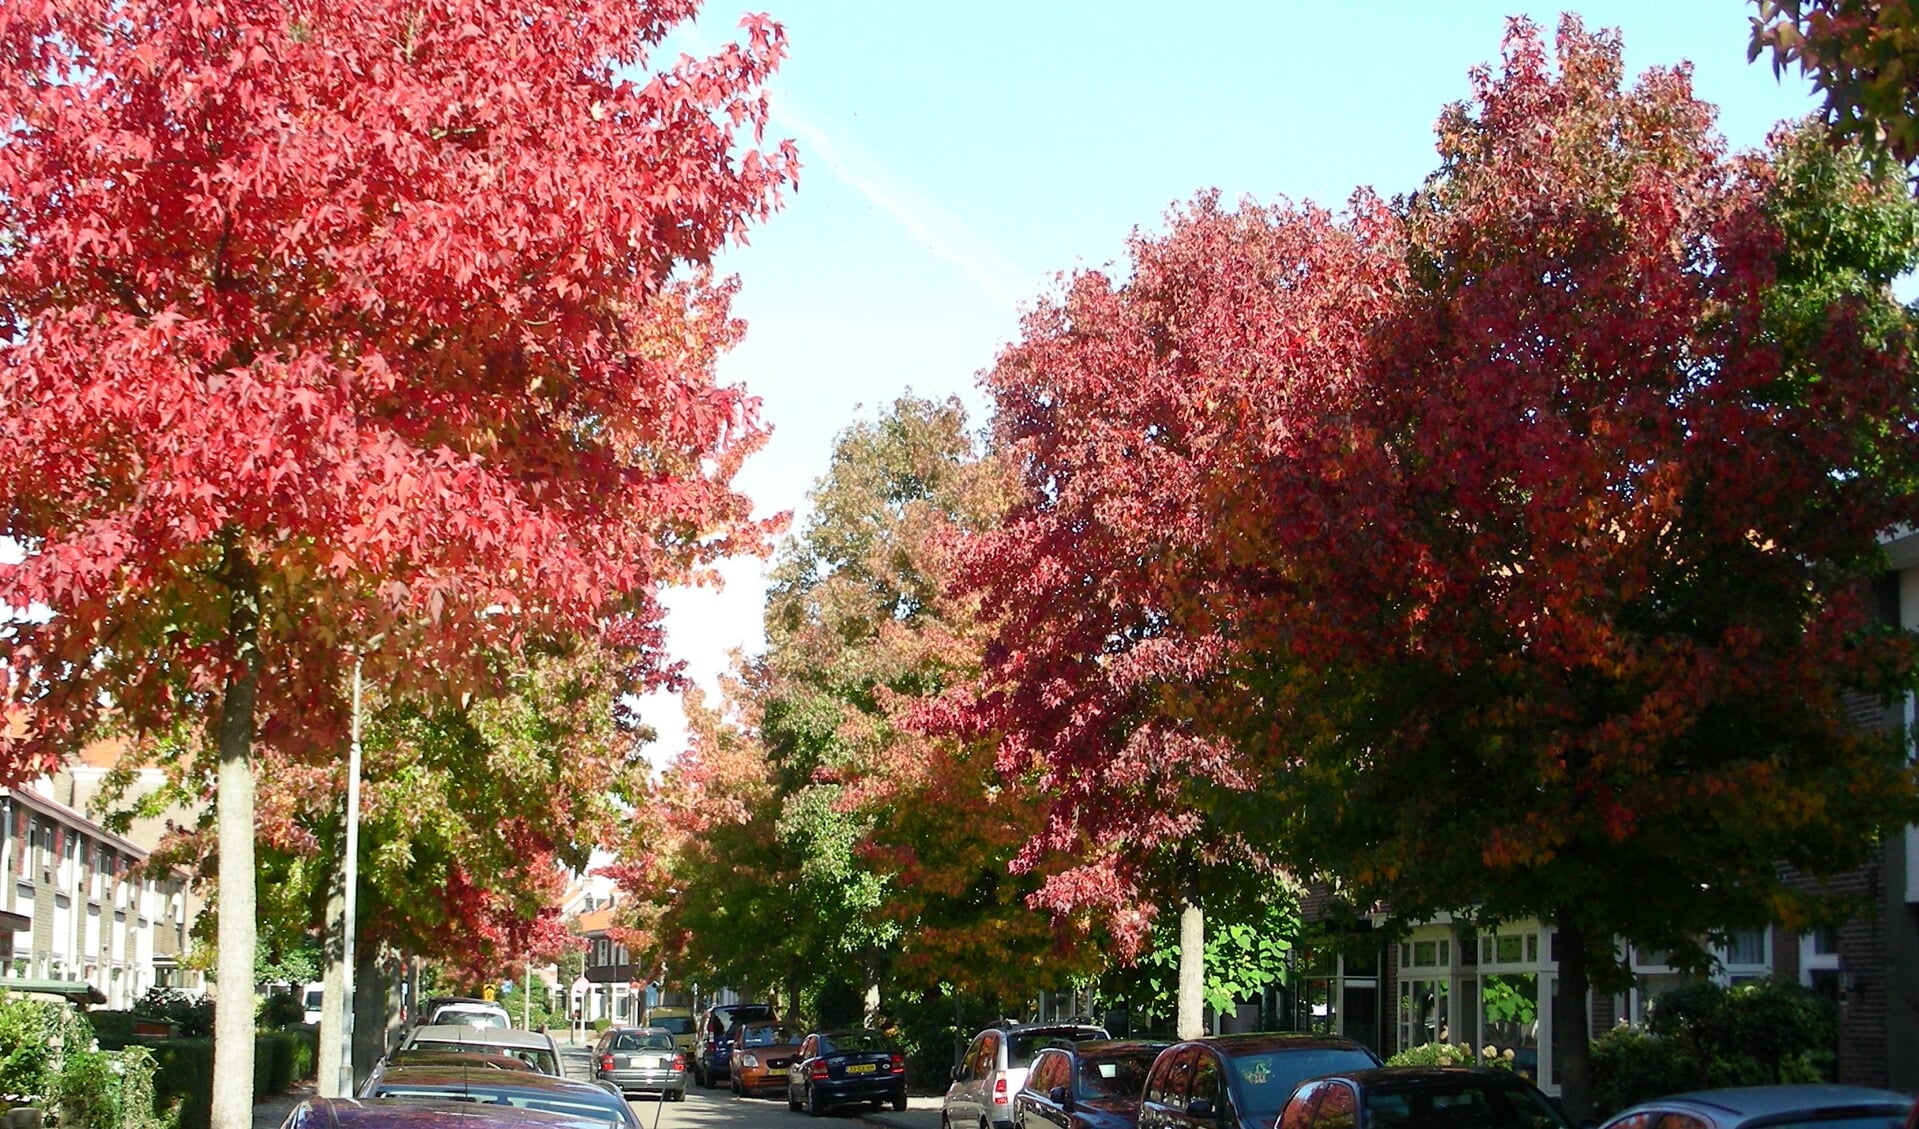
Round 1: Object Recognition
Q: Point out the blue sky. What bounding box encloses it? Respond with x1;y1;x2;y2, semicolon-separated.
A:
640;1;1822;760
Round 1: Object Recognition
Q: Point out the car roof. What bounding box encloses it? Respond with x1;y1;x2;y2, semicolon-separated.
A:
407;1026;553;1049
1319;1066;1538;1089
1173;1033;1374;1055
998;1023;1110;1036
290;1097;613;1129
1054;1040;1172;1057
1621;1085;1913;1119
387;1050;533;1072
368;1065;611;1096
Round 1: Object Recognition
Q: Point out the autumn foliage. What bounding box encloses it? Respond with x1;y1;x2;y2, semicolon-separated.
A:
964;16;1919;1113
0;0;794;1118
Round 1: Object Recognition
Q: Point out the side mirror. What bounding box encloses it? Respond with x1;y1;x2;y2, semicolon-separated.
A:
1048;1085;1074;1112
1186;1099;1218;1120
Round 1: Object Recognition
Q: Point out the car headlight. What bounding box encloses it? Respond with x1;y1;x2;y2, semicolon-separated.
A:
739;1053;760;1068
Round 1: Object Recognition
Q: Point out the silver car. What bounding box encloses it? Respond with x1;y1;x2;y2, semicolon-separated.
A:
946;1024;1109;1129
593;1026;687;1101
396;1024;565;1076
1599;1085;1912;1129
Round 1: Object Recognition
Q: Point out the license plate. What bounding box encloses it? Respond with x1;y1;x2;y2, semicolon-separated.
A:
626;1055;665;1068
847;1063;876;1074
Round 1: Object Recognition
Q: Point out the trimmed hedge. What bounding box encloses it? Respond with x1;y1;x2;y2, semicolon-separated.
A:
107;1030;319;1129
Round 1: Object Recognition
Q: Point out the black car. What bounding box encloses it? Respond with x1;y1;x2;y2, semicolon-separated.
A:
1016;1039;1170;1129
1279;1067;1572;1129
787;1028;909;1115
1135;1035;1382;1129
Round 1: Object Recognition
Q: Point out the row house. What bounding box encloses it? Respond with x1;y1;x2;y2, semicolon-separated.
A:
0;783;203;1008
577;891;650;1025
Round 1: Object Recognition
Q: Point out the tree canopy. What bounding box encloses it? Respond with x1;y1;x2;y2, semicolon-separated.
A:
0;0;794;1117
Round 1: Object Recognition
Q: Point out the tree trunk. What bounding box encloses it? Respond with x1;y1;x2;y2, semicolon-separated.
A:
1554;908;1592;1125
317;872;348;1097
210;553;261;1129
1177;860;1205;1040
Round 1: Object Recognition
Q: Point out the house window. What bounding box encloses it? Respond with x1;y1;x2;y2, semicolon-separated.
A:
1801;926;1842;1004
1721;928;1768;983
1628;946;1696;1026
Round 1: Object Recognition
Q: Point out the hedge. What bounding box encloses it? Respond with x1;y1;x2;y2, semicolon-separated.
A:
103;1030;319;1129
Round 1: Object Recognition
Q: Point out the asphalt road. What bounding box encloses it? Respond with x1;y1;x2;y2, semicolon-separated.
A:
558;1044;944;1129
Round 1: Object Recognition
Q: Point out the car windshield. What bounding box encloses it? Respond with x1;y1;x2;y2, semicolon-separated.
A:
821;1032;890;1054
739;1026;796;1047
649;1017;695;1034
1228;1049;1382;1122
1364;1082;1571;1129
1008;1029;1104;1068
435;1009;508;1029
1077;1053;1155;1100
609;1032;675;1052
411;1040;558;1076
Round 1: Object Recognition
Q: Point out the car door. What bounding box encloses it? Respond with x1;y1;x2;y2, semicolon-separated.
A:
1310;1080;1357;1129
1186;1048;1232;1127
1278;1079;1329;1129
948;1032;989;1126
1138;1045;1196;1129
1017;1048;1070;1129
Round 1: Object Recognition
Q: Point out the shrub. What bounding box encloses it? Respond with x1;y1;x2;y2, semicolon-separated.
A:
256;991;307;1030
1590;978;1838;1117
591;1017;611;1033
1386;1042;1478;1067
1590;1025;1697;1117
133;988;213;1038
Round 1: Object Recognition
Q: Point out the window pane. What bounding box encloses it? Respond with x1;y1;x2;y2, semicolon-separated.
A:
1496;935;1523;963
1726;929;1765;966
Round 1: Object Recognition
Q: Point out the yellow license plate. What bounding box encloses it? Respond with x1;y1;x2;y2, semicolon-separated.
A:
847;1063;876;1074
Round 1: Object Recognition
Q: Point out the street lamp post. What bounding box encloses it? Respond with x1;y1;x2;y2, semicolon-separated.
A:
337;653;365;1097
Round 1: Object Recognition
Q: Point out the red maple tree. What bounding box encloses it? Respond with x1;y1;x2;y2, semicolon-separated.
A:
966;17;1919;1114
0;0;794;1117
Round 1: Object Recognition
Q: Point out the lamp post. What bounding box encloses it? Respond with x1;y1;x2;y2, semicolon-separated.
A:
336;651;365;1097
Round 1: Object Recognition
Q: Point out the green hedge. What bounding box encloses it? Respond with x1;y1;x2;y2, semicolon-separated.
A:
120;1030;319;1129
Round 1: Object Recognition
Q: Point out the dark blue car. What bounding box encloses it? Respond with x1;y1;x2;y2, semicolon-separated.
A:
786;1028;909;1115
1015;1040;1170;1129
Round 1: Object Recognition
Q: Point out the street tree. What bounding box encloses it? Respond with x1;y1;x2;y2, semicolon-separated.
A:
0;1;794;1120
1246;23;1919;1116
1752;0;1919;168
963;185;1401;1038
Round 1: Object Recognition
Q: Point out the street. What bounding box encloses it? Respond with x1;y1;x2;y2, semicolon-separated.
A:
558;1045;944;1129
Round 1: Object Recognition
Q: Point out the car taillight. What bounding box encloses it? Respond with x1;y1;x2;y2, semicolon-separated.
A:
672;1054;686;1070
600;1054;614;1072
994;1075;1009;1105
811;1061;830;1080
889;1054;905;1073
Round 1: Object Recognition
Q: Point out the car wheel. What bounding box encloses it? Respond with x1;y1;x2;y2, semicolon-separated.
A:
892;1087;908;1112
788;1085;803;1113
807;1085;825;1117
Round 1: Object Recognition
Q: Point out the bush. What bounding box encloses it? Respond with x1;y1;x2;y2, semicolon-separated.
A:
88;1011;137;1044
591;1017;611;1033
1387;1042;1479;1067
254;1029;319;1095
141;1039;211;1129
256;991;307;1030
1590;1025;1697;1117
1591;979;1838;1117
133;988;213;1038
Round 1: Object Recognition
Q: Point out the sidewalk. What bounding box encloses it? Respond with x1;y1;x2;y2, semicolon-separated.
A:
252;1081;317;1129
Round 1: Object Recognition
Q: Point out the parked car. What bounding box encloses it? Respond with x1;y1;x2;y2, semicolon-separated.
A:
412;995;492;1026
787;1028;909;1115
645;1005;699;1053
946;1023;1111;1129
592;1026;687;1101
728;1021;804;1097
282;1098;620;1129
1278;1066;1571;1129
1598;1085;1914;1129
362;1049;536;1092
357;1063;643;1129
1016;1040;1170;1129
1134;1035;1381;1129
395;1024;564;1076
694;1002;777;1087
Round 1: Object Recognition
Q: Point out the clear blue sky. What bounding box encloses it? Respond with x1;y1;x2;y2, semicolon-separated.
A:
642;1;1822;759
